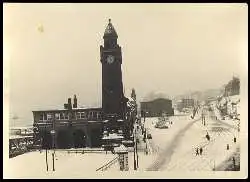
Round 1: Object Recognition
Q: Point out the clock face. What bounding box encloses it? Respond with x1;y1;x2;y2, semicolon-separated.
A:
107;55;115;64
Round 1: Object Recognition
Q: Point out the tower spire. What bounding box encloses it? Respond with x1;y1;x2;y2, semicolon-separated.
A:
103;18;118;38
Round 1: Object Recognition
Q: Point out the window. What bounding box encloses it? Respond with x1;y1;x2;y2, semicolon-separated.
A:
44;113;47;121
60;113;64;120
76;112;86;119
81;112;87;119
39;113;44;121
55;113;60;120
39;113;47;122
88;111;93;119
47;113;53;121
76;112;81;119
93;112;97;119
59;112;69;120
64;113;69;120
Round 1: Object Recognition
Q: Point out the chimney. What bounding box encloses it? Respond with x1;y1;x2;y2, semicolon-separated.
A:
68;98;72;110
73;95;77;108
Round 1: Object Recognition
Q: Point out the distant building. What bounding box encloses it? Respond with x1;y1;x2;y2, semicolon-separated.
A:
140;98;174;117
176;98;195;111
224;76;240;96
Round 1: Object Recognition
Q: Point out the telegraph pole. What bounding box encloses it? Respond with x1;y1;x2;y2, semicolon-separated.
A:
51;113;56;171
45;121;48;171
133;125;137;170
136;135;139;168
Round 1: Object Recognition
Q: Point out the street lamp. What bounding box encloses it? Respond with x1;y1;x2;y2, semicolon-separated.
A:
50;113;56;172
50;129;56;171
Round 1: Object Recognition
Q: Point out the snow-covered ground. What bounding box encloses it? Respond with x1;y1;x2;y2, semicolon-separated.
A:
5;150;118;178
142;109;240;171
5;107;244;177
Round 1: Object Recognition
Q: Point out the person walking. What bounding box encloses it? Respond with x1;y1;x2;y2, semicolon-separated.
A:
206;131;210;141
200;147;203;155
232;157;236;170
195;148;199;156
233;136;236;143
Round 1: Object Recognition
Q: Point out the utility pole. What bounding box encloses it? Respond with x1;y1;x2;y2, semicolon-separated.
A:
45;120;48;171
51;113;56;171
135;123;139;169
133;127;137;170
145;129;148;155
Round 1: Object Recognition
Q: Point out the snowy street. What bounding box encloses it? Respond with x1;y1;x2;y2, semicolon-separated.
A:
142;108;240;171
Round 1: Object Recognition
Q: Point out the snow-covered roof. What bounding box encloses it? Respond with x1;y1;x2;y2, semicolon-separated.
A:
32;107;102;112
9;135;33;140
10;126;33;130
102;133;124;140
114;144;128;153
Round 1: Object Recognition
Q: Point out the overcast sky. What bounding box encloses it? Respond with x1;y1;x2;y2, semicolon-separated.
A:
3;3;248;126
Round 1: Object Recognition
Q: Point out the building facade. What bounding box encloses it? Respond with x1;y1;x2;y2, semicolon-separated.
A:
33;100;104;148
140;98;174;117
176;98;195;111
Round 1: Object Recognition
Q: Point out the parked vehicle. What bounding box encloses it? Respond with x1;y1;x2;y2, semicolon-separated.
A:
155;116;171;129
147;133;152;139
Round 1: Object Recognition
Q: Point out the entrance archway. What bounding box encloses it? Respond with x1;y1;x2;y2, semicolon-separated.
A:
90;128;102;147
73;129;86;148
57;130;72;149
42;131;52;149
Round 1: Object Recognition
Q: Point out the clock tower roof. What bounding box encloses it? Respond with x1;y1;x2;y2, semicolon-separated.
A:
103;19;118;38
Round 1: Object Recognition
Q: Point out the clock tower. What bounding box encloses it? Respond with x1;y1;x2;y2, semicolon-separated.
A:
100;19;126;119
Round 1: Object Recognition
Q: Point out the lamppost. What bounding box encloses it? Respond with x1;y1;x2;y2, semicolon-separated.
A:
50;129;56;171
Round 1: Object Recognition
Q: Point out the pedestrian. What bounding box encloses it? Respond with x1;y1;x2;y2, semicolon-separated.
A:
232;157;236;169
200;147;203;155
227;144;229;150
234;137;236;143
195;148;199;156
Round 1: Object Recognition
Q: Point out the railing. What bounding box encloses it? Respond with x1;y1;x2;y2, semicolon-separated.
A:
65;148;105;154
96;156;119;171
9;137;34;158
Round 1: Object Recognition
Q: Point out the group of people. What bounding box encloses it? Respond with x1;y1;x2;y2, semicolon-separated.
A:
195;147;203;156
201;113;206;126
194;131;211;156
